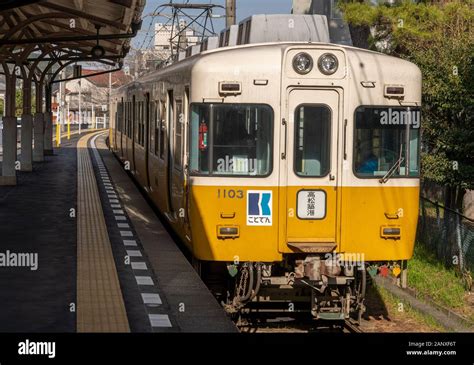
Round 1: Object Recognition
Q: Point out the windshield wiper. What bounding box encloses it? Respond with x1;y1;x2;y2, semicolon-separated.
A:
379;156;404;184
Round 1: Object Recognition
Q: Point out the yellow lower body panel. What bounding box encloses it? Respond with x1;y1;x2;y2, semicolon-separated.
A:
189;185;419;262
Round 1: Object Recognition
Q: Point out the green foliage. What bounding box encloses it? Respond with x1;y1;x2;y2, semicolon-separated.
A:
340;0;474;192
13;89;36;117
408;243;466;309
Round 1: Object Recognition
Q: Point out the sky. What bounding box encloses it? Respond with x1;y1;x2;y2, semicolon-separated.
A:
132;0;293;50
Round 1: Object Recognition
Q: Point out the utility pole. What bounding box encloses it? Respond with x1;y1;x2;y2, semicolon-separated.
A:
226;0;236;27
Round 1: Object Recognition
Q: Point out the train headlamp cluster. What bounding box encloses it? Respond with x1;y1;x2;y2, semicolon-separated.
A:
318;53;339;75
292;52;313;74
292;52;339;75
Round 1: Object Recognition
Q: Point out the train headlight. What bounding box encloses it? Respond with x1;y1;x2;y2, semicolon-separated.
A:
381;226;401;239
318;53;338;75
292;52;313;75
217;225;240;239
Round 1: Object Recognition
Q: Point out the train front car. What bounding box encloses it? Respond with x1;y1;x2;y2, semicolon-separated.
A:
188;43;422;321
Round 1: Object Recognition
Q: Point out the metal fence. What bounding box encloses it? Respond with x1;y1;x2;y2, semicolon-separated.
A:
417;197;474;279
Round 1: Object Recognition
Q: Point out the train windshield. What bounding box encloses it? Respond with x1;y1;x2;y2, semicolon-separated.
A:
190;104;273;176
354;106;420;178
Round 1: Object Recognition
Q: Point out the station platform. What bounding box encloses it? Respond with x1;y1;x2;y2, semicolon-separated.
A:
0;130;236;333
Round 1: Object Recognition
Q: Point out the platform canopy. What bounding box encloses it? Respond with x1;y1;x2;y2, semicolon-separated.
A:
0;0;145;69
0;0;146;186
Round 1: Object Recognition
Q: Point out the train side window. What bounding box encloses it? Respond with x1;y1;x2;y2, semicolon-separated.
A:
353;106;420;178
127;102;130;137
154;101;160;155
136;101;141;144
189;104;210;174
123;102;126;135
225;29;230;46
294;104;331;177
141;101;145;146
143;101;146;146
149;101;155;153
237;23;244;45
190;103;273;176
119;102;123;132
137;102;140;143
140;101;144;146
117;102;122;132
219;32;224;47
244;20;251;44
174;99;183;170
159;100;166;160
128;101;132;138
125;102;128;136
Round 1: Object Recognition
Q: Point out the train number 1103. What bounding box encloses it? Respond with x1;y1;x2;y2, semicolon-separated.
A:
217;189;244;199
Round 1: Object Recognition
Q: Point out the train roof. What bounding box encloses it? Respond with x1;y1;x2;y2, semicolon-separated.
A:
127;41;412;85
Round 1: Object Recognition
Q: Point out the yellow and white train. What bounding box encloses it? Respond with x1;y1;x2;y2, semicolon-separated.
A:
110;15;421;321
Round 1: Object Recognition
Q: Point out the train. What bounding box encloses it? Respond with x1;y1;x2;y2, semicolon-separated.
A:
109;14;422;321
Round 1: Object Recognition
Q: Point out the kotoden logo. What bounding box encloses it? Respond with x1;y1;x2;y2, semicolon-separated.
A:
247;190;272;226
0;250;38;271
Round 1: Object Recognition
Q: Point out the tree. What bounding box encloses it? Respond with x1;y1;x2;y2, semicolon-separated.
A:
340;0;474;212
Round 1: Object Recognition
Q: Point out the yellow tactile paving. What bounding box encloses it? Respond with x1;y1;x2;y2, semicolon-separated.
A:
76;132;130;332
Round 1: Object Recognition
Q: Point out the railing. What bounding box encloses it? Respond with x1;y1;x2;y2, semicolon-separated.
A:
417;196;474;277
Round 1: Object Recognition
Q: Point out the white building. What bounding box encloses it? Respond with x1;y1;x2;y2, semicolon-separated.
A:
154;20;199;59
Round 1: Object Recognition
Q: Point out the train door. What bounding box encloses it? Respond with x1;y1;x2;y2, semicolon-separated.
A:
131;95;136;172
119;98;124;156
285;88;340;250
170;97;184;215
182;87;191;238
144;93;151;188
166;90;175;213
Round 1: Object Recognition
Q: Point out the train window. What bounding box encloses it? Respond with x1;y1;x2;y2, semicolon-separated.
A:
141;101;145;146
125;102;128;136
353;106;420;178
136;101;141;144
174;99;183;170
237;23;244;45
127;102;131;137
189;104;210;174
159;100;166;159
154;101;160;155
225;29;230;46
149;101;153;152
119;102;123;132
294;105;331;177
190;104;273;176
219;32;224;47
244;20;251;44
117;102;122;132
123;102;126;134
128;101;131;137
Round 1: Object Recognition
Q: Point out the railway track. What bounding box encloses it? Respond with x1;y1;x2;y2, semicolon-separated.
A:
236;311;363;333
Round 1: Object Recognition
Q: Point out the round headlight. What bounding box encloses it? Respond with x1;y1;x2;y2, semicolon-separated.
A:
292;52;313;75
318;53;339;75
